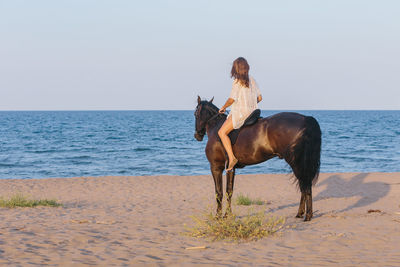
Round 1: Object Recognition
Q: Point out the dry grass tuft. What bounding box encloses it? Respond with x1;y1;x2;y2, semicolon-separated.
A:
0;194;62;208
236;194;265;206
187;210;285;241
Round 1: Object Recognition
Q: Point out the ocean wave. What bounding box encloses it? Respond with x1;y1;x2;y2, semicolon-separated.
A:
66;155;92;160
134;147;152;152
28;149;59;154
106;136;124;140
0;163;19;168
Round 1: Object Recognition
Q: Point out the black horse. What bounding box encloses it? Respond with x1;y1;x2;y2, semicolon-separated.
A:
194;96;321;221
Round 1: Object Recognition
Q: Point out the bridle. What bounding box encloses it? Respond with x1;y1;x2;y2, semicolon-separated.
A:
194;103;225;136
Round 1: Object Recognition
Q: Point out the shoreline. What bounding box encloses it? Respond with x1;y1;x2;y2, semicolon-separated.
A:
1;170;400;181
0;172;399;265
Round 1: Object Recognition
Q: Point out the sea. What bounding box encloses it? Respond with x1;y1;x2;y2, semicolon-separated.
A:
0;110;399;179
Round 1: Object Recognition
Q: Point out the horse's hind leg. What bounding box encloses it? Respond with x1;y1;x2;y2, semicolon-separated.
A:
296;187;312;221
211;165;224;217
225;168;235;217
288;160;314;221
296;192;306;218
304;188;313;221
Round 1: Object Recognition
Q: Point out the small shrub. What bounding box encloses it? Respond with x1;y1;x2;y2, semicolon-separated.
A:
0;195;62;208
236;194;265;206
187;211;285;241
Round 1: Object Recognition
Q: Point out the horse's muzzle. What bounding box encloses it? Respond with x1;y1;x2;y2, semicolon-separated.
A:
194;132;204;141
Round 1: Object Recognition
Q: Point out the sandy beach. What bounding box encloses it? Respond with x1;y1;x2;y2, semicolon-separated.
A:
0;172;399;266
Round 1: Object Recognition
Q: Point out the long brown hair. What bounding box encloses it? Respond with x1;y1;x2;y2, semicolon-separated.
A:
231;57;250;88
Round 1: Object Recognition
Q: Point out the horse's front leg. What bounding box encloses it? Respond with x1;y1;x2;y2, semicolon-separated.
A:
211;165;224;217
225;168;235;217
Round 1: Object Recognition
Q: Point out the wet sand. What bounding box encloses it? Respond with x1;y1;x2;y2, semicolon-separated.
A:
0;172;399;266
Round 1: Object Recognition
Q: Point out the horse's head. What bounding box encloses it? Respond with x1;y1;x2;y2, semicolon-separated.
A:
194;96;217;141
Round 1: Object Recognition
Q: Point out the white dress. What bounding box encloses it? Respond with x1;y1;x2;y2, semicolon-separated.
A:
228;76;261;129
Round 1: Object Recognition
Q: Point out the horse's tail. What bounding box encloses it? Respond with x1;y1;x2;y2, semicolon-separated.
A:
289;116;321;192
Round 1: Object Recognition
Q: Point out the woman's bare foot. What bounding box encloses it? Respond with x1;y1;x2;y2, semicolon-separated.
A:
226;157;238;172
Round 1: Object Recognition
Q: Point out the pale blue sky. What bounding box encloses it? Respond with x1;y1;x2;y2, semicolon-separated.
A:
1;0;399;110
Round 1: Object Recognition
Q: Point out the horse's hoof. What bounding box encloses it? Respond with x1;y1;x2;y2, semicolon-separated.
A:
304;215;312;221
224;211;232;218
295;214;303;218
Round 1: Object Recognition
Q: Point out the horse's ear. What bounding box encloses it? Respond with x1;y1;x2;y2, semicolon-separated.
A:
197;96;201;104
209;96;214;103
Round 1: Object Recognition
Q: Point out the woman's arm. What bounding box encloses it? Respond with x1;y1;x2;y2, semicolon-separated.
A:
219;98;235;113
257;95;262;103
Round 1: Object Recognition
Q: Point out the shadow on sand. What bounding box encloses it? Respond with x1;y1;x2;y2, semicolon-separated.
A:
267;173;390;215
314;173;390;212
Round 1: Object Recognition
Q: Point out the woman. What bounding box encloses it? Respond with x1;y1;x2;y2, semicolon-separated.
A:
218;57;262;171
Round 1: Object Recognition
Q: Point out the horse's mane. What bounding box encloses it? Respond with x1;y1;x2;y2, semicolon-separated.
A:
200;101;227;125
203;101;219;113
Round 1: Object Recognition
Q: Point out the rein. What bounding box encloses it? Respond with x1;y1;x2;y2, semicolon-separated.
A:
203;105;225;125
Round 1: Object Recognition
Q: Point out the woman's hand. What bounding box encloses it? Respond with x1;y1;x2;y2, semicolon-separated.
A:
219;98;234;114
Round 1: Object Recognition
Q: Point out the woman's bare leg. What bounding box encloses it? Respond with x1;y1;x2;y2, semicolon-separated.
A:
218;116;238;171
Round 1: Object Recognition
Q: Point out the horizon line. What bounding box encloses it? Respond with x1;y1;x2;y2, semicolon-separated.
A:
0;109;399;112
